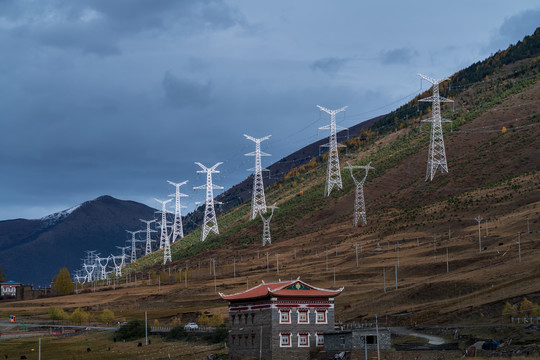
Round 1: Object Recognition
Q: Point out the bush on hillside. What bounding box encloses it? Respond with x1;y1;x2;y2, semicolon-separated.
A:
115;319;146;341
48;307;67;321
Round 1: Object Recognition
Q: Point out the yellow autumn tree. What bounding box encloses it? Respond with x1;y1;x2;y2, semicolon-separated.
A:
53;267;74;295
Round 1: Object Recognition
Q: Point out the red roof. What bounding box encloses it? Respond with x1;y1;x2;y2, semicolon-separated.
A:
219;278;343;301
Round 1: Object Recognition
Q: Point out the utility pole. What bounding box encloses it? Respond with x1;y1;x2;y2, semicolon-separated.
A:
517;232;521;263
433;234;437;263
244;134;271;220
260;203;278;246
395;264;398;290
276;253;279;275
355;243;359;268
417;73;454;181
446;248;449;273
476;215;483;252
346;162;374;226
194;162;223;241
317;105;348;196
383;268;386;293
266;252;269;272
167;180;188;242
527;216;530;234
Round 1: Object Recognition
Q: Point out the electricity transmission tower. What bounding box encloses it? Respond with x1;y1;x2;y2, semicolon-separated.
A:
167;180;188;242
155;198;173;264
418;73;454;181
140;219;157;255
154;198;172;249
126;230;143;263
317;105;348;196
346;161;375;226
260;203;278;246
194;162;223;241
96;256;110;280
115;246;130;276
244;134;271;220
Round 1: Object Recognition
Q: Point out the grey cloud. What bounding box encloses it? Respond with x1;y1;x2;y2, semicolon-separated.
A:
3;0;246;56
162;71;212;108
379;47;417;65
311;57;349;75
488;8;540;51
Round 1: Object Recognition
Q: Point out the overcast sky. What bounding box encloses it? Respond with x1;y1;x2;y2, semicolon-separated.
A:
0;1;538;220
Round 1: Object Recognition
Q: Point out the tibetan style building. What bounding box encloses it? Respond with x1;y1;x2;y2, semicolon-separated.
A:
219;278;343;360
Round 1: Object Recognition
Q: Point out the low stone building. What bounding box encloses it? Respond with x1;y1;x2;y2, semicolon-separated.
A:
324;328;392;354
219;278;343;360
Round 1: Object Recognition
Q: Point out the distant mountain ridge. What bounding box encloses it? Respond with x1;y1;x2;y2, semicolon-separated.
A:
0;195;157;286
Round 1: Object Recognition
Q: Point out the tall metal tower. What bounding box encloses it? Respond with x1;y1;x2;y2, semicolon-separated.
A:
115;246;131;276
260;203;278;246
96;256;110;280
154;198;172;249
418;73;454;181
140;219;157;255
244;134;271;220
111;255;123;277
317;105;348;196
346;161;374;226
167;180;188;242
194;162;223;241
126;230;143;264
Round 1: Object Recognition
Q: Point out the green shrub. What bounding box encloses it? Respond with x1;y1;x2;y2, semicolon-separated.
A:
48;307;67;321
69;307;89;324
115;319;146;341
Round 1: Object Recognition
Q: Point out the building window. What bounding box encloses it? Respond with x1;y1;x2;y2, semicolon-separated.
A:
367;335;377;344
316;333;324;346
279;309;291;324
231;335;236;345
316;310;327;324
279;332;292;347
251;313;255;324
245;313;248;325
297;309;309;324
231;314;236;324
298;332;310;347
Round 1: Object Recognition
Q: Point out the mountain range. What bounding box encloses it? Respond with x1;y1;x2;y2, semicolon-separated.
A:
0;196;156;286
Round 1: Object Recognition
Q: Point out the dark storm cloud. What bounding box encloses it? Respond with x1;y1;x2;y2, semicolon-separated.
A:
3;0;245;56
379;47;417;65
310;57;350;75
162;71;213;108
488;8;540;51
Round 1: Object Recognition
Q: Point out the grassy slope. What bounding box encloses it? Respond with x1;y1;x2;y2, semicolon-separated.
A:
1;34;539;333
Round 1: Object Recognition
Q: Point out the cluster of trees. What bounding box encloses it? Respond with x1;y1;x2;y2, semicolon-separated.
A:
196;312;224;327
502;298;540;320
48;307;115;325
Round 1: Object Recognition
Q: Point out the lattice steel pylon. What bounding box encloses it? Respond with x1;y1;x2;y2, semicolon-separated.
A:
194;162;223;241
140;219;157;255
418;73;454;181
244;134;271;220
346;161;374;226
317;105;348;196
167;180;188;242
154;198;172;249
126;230;143;264
260;203;278;246
154;198;173;264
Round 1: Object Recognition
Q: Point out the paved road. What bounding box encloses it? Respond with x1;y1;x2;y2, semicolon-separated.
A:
390;327;445;345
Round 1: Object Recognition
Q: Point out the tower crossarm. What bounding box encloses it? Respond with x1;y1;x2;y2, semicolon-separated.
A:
316;105;348;115
417;73;449;85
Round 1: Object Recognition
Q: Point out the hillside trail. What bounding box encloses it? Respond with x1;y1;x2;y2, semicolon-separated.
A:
390;327;445;345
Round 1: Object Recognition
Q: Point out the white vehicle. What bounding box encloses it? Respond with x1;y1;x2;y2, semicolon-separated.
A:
184;322;199;331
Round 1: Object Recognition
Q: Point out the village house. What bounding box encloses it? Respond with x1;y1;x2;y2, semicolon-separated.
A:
219;278;343;360
0;280;21;298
